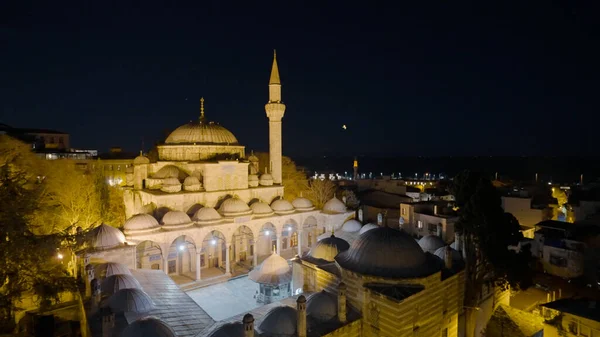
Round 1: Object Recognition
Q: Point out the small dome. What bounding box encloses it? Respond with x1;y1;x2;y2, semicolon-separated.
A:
291;197;315;211
258;306;297;337
193;207;222;224
341;219;362;232
359;223;378;235
450;240;462;251
259;173;274;186
434;246;463;262
94;262;131;279
121;317;176;337
100;274;141;296
249;252;292;285
250;202;274;217
183;176;202;191
270;199;295;214
307;291;338;322
248;174;259;181
124;213;160;234
219;198;252;217
161;177;181;193
335;227;440;279
191;170;203;179
322;197;346;214
161;211;193;229
106;288;155;313
165;121;238;145
206;322;248;337
308;234;350;262
418;235;446;254
248;153;259;162
88;224;125;250
153;165;181;179
133;155;150;165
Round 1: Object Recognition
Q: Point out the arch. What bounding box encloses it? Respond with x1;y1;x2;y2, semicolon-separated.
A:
200;230;228;277
302;216;319;250
166;235;197;279
155;206;171;222
280;219;299;258
231;225;254;273
136;240;164;271
257;222;278;263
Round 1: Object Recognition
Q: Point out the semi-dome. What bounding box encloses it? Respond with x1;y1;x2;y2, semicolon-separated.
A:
341;219;362;232
120;317;176;337
248;174;259;187
307;291;338;322
418;235;446;254
88;224;125;250
308;234;350;262
165;121;238;145
270;199;295;214
358;223;378;235
250;201;274;217
335;226;440;278
183;176;202;191
153;165;182;179
124;213;160;234
249;252;292;285
322;197;346;214
258;306;297;337
206;322;248;337
94;262;131;279
219;198;252;217
259;173;274;186
161;211;193;229
106;288;155;313
291;197;315;211
193;207;222;224
100;274;141;296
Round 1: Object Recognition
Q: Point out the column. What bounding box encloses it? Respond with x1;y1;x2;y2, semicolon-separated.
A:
163;255;169;275
195;251;201;281
253;237;259;267
225;244;231;274
297;230;303;256
276;237;281;255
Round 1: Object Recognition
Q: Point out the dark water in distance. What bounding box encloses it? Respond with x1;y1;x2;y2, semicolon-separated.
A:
293;156;600;184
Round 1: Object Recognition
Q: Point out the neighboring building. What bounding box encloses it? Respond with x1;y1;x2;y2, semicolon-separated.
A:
0;123;70;149
542;298;600;337
572;200;600;222
484;304;544;337
502;196;553;228
359;189;413;228
400;201;458;243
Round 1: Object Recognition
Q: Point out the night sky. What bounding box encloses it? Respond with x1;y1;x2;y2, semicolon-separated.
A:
1;1;598;157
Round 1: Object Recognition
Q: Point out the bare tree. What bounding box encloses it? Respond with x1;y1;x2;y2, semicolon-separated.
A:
307;178;336;209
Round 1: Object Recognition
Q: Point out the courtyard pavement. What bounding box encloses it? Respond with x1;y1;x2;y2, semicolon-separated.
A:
186;275;262;321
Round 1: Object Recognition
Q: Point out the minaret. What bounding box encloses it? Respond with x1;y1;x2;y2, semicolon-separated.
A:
265;50;286;185
353;157;358;180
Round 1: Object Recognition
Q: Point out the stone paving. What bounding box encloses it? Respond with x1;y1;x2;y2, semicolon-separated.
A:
186;275;263;321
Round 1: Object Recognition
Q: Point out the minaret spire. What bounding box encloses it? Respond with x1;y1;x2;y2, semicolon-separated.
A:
265;51;286;185
269;49;281;86
200;97;205;122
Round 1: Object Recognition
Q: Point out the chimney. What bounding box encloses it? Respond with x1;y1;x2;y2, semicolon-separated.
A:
243;314;255;337
444;245;453;269
101;309;114;337
338;282;347;323
297;295;307;337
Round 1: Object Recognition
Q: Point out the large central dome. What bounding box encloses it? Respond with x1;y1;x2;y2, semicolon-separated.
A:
165;121;239;145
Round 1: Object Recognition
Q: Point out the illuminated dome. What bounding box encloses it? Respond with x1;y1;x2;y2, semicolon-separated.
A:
124;213;160;234
308;234;349;262
219;198;252;217
270;199;295;214
341;219;362;232
133;155;150;165
152;165;182;179
322;197;346;214
259;173;274;186
359;223;378;235
121;317;176;337
249;252;292;285
248;174;259;187
335;226;441;278
88;224;125;250
161;177;181;193
291;197;315;211
106;288;155;313
100;274;141;296
258;306;297;337
193;207;222;225
418;235;446;254
250;201;274;217
307;291;337;322
183;176;202;191
95;262;131;279
161;211;193;229
165;121;238;145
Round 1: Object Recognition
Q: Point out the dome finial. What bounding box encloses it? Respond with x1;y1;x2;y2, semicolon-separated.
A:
200;97;205;122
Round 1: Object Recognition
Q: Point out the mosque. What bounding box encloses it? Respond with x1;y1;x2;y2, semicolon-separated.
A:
78;53;469;337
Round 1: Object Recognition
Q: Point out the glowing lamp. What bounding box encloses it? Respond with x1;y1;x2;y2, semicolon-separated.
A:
265;230;270;236
211;239;216;245
179;245;185;251
57;253;63;260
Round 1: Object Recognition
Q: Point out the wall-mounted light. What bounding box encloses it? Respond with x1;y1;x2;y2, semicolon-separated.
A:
179;245;185;251
211;239;216;245
265;230;270;236
287;226;292;231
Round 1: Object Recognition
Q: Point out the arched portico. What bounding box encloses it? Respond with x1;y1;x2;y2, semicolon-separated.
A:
167;235;198;282
136;240;163;271
302;216;319;252
200;230;229;278
280;219;299;259
231;225;254;274
257;222;277;264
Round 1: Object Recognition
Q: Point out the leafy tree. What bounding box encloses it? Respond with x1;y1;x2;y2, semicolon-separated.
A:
0;163;77;333
254;152;309;201
452;170;533;337
307;178;336;209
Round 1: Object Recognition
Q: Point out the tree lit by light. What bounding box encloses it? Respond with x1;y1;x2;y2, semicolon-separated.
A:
57;253;64;260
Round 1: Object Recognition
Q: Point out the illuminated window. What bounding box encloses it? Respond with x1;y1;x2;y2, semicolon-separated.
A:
291;232;298;247
401;208;406;215
417;220;423;229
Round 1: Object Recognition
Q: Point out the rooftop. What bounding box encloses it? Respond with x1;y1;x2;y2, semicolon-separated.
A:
364;283;424;302
542;298;600;322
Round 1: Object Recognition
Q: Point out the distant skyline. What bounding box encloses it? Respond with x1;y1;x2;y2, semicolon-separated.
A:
1;1;598;156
